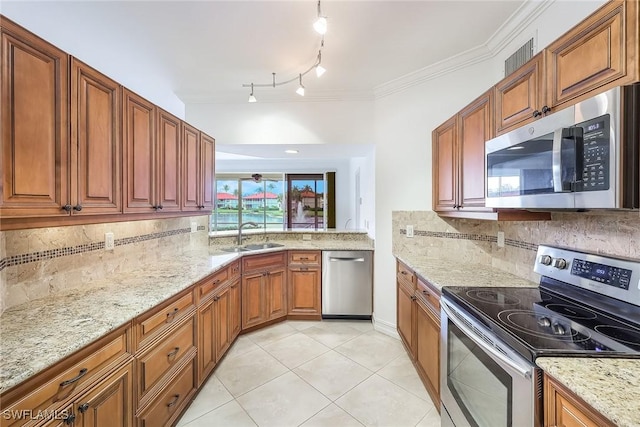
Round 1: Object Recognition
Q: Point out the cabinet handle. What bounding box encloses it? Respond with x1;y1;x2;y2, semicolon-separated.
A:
213;279;221;285
152;205;164;211
213;295;219;301
72;205;82;211
166;308;179;323
64;414;76;425
300;257;309;260
532;110;542;118
78;403;90;413
197;205;205;209
410;296;417;301
167;394;180;408
541;105;552;115
60;368;88;387
167;347;180;359
62;204;72;212
400;271;407;275
301;267;309;271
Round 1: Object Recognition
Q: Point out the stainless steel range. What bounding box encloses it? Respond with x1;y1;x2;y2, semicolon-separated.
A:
440;245;640;427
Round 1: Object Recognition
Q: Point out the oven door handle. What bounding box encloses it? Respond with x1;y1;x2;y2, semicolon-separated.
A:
442;302;532;379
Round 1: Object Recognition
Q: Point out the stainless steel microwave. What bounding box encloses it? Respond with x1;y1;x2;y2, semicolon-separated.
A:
485;85;639;209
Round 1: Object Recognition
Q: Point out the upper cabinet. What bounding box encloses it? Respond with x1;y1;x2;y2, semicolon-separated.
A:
545;0;638;109
494;53;544;135
71;58;122;216
1;18;69;218
495;1;639;136
182;124;214;212
0;16;216;230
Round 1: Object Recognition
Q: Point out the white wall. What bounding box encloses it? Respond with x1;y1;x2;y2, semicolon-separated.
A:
1;1;185;117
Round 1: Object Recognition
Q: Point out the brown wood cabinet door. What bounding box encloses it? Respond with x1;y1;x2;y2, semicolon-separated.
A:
215;285;231;360
0;19;69;218
156;109;181;212
241;273;266;329
432;116;457;211
229;279;241;341
494;53;543;135
197;298;215;385
415;300;440;408
397;282;415;358
546;1;635;108
267;268;287;321
182;123;200;211
458;90;493;210
123;89;156;213
70;58;121;216
287;267;321;315
544;374;615;427
200;133;215;210
75;362;133;427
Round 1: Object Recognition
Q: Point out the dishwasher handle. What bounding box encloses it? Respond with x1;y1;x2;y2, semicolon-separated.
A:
329;257;365;262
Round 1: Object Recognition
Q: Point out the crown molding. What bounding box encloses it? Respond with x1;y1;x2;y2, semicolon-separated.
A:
373;0;555;99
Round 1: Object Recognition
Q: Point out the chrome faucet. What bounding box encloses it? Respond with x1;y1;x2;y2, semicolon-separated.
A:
237;221;258;245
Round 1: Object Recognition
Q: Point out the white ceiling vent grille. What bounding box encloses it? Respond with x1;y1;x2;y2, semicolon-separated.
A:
505;38;534;77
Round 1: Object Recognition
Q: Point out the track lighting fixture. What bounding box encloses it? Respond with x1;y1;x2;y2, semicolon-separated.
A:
296;74;305;96
248;83;257;103
242;0;329;102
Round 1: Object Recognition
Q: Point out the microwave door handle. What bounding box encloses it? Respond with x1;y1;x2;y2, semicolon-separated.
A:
572;127;584;191
552;128;566;192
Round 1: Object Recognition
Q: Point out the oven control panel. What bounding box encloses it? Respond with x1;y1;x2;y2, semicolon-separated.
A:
571;259;632;290
534;245;640;307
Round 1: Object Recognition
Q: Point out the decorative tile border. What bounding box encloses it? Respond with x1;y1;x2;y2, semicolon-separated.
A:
0;226;206;271
400;228;538;251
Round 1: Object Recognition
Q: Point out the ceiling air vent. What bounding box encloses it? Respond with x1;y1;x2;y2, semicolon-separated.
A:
505;38;534;77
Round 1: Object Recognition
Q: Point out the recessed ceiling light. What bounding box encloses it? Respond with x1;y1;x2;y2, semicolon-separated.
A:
285;149;299;154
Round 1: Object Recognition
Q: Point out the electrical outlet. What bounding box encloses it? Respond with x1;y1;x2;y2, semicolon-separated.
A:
191;222;198;233
406;225;414;238
497;231;505;248
105;232;115;251
302;234;312;241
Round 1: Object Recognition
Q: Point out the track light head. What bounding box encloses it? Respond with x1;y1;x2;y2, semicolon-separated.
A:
296;74;305;96
248;83;257;103
313;16;327;35
316;65;326;77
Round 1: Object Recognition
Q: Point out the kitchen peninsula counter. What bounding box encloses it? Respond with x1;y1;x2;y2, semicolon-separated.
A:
0;233;373;394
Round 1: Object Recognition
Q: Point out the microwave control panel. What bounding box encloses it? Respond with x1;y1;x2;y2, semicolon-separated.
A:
578;114;610;192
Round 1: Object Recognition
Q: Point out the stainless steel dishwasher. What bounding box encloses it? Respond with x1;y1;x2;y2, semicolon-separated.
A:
322;250;373;319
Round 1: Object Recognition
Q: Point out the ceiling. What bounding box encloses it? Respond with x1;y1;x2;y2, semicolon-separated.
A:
3;0;525;103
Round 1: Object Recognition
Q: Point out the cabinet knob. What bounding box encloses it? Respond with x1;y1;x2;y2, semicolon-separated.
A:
78;403;90;413
72;205;82;211
64;414;76;425
410;295;417;301
541;105;552;115
157;205;163;210
62;204;72;212
167;394;180;408
532;110;542;118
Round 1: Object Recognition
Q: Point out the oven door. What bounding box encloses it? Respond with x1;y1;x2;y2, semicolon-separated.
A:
440;298;541;427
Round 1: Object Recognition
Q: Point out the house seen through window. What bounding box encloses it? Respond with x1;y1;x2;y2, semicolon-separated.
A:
211;173;327;232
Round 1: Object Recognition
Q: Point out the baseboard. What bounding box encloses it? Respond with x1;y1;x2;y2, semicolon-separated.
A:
372;314;400;339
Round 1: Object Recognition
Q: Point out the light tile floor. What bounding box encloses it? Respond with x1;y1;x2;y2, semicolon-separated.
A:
177;320;440;427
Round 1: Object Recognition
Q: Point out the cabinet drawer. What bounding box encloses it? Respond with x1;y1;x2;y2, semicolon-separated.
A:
1;327;130;427
397;261;416;290
197;269;230;302
417;278;440;314
288;251;321;266
135;290;195;349
137;358;196;427
136;317;195;401
242;252;286;274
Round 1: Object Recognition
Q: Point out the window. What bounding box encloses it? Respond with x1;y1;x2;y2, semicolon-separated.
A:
210;173;332;232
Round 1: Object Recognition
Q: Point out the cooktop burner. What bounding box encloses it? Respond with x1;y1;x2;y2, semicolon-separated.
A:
443;285;640;360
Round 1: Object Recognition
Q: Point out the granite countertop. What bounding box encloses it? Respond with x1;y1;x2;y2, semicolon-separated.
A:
536;357;640;427
0;238;373;394
394;252;538;290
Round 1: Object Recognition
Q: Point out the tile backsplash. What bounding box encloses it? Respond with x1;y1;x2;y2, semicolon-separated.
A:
0;216;210;314
393;210;640;283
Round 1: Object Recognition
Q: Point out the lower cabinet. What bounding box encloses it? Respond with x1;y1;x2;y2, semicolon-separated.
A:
544;374;615;427
396;259;441;411
136;358;197;427
241;253;287;330
287;251;322;319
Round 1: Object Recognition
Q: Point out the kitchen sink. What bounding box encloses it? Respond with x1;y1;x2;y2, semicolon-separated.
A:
243;243;285;250
220;242;284;253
